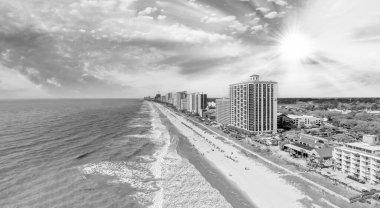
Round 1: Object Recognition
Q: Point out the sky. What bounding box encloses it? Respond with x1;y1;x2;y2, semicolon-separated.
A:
1;0;380;99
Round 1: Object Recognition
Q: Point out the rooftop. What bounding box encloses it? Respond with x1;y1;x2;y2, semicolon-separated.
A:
345;142;380;151
229;80;277;85
286;143;314;151
230;75;277;85
315;147;333;158
287;114;317;119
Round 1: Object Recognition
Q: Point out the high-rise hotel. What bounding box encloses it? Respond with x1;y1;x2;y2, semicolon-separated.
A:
230;75;278;134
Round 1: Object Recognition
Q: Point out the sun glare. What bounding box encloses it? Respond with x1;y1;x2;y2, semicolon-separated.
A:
279;31;314;62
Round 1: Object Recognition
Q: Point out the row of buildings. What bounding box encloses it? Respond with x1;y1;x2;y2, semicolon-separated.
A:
154;91;208;117
148;74;278;135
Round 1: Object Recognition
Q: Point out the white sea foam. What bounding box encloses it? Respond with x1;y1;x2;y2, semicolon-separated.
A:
124;134;151;138
128;124;147;128
148;103;232;208
81;102;232;208
147;102;171;208
79;160;159;206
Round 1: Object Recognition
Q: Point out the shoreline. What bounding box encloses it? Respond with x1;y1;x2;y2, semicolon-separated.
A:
156;105;255;208
154;103;305;208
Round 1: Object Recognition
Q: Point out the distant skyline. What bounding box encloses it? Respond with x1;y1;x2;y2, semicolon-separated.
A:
1;0;380;99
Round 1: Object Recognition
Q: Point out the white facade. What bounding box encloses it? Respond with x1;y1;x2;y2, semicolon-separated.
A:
230;75;277;134
186;93;193;112
181;98;187;111
333;135;380;185
216;98;230;125
174;91;186;110
166;92;173;105
184;92;200;114
287;115;322;128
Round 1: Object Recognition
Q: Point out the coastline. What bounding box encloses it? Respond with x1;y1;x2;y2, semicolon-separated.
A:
149;102;234;208
157;106;255;208
154;103;305;208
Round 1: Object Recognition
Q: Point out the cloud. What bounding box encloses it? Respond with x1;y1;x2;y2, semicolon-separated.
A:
201;15;247;33
268;0;288;6
256;7;270;13
251;25;264;31
201;15;236;24
1;0;380;98
264;11;279;19
138;7;158;16
157;15;166;21
46;77;62;87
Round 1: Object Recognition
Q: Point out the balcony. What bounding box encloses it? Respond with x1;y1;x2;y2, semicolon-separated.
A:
362;170;370;175
361;157;370;161
351;166;360;170
351;160;360;164
335;154;342;158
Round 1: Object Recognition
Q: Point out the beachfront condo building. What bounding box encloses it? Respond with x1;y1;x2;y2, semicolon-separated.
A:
216;98;230;125
161;95;166;103
180;98;188;111
166;92;173;105
197;93;207;117
333;135;380;185
174;91;187;109
186;92;193;113
230;75;278;134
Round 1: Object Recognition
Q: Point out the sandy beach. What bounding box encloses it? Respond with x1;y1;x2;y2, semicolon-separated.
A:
154;103;308;208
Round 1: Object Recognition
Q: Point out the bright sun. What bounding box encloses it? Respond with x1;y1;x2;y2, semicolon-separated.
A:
279;31;314;62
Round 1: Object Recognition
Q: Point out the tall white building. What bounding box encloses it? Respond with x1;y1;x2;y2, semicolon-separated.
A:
187;92;193;112
230;75;278;134
333;135;380;185
167;92;173;105
174;91;186;109
216;98;230;125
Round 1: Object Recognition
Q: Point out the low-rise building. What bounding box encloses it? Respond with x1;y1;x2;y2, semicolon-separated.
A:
284;134;333;160
287;115;322;128
333;135;380;185
291;134;329;148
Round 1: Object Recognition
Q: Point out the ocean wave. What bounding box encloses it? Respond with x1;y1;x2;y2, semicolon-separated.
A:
79;160;158;206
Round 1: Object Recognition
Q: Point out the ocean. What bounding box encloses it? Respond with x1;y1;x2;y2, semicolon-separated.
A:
0;99;236;208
